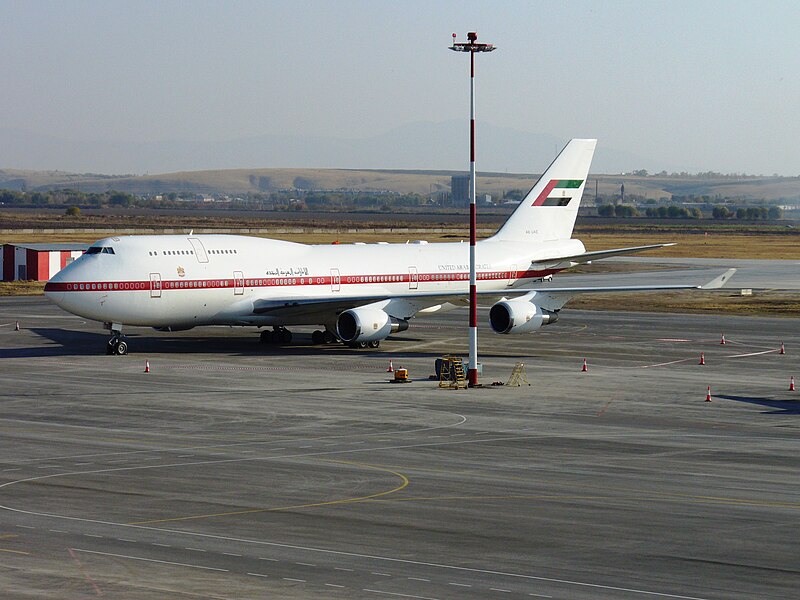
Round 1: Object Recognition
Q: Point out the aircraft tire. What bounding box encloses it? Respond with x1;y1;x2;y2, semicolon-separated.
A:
367;340;380;349
323;331;336;344
260;330;273;344
311;330;324;345
279;330;292;344
115;340;128;355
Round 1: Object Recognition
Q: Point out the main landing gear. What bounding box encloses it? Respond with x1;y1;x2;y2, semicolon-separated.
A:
311;329;337;345
346;340;380;349
259;327;381;349
260;327;292;344
105;323;128;355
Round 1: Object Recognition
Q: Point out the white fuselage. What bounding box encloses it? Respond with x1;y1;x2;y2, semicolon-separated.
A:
45;234;584;329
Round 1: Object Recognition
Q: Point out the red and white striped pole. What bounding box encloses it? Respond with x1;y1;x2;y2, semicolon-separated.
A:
451;32;496;387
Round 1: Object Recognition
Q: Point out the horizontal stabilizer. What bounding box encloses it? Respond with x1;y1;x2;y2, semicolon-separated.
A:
532;243;675;269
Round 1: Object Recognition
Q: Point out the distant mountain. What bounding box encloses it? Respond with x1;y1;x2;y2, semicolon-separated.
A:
0;122;653;175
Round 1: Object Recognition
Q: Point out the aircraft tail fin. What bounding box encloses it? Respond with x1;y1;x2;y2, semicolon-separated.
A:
491;138;597;242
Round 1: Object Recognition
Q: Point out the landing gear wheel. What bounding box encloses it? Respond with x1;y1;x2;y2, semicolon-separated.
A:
323;330;336;344
260;330;273;344
367;340;380;349
278;329;292;344
115;340;128;355
311;330;324;345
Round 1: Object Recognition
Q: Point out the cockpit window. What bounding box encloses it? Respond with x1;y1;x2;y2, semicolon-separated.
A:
86;246;115;254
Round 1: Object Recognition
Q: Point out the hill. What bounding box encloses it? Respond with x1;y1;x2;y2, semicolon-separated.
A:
2;167;799;203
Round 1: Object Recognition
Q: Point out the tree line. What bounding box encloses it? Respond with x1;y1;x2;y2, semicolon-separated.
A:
597;203;783;220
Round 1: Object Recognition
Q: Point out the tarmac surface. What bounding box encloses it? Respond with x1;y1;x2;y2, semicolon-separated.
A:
0;294;799;599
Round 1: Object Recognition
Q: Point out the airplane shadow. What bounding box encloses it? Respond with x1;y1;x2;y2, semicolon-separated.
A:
716;394;800;415
2;328;453;360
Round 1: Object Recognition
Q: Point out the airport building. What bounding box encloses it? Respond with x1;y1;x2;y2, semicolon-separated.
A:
451;174;470;206
1;243;87;282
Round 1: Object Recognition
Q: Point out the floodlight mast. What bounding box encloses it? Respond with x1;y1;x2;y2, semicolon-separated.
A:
450;31;496;387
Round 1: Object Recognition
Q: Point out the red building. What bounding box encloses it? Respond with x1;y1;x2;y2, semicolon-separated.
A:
1;243;88;282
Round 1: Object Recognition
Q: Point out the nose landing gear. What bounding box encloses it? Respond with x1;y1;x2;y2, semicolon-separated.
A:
104;322;128;355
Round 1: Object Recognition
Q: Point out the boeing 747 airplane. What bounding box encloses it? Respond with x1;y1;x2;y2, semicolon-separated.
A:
44;139;734;355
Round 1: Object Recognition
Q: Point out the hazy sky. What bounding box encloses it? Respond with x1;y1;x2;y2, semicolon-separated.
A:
2;0;799;174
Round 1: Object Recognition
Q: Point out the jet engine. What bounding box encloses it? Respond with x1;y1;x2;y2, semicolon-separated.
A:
488;298;558;334
336;307;409;343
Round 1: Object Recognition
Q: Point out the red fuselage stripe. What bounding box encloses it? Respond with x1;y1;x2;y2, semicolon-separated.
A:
44;268;560;293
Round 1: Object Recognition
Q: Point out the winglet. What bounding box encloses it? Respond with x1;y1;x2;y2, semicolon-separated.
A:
700;268;737;290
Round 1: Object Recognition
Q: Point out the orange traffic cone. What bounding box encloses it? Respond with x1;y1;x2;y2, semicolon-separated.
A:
386;360;394;373
144;360;150;373
780;342;785;355
720;333;726;345
14;321;20;331
705;386;712;402
581;358;588;372
790;377;795;392
699;352;705;365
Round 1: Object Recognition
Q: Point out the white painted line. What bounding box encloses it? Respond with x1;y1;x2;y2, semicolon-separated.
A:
448;582;471;587
2;468;21;472
296;562;315;566
259;556;278;561
408;577;430;582
247;572;269;578
118;539;137;543
15;525;34;529
336;567;354;572
177;455;193;458
529;593;553;598
729;349;778;358
325;583;346;588
372;571;392;576
223;552;242;557
363;590;440;600
490;588;512;593
83;534;103;538
283;577;306;583
152;543;171;547
71;548;229;572
49;529;67;533
639;358;694;368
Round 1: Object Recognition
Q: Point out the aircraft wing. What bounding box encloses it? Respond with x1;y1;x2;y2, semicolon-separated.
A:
251;268;736;321
531;243;675;270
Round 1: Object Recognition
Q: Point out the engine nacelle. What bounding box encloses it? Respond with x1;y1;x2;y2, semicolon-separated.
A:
336;307;409;343
489;299;558;334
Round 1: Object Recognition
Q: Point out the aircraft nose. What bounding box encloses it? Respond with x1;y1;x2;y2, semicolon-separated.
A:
44;271;67;306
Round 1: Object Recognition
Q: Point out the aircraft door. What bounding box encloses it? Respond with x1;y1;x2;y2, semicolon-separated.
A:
330;268;341;292
233;271;244;295
507;264;518;287
188;238;209;263
409;266;419;290
149;272;162;298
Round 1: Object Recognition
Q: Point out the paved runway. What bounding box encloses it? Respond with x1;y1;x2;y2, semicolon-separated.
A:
0;296;798;599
